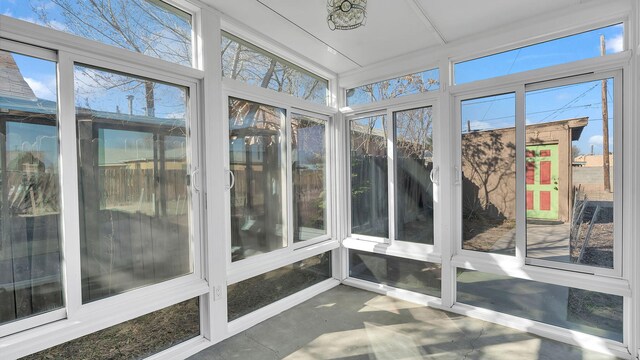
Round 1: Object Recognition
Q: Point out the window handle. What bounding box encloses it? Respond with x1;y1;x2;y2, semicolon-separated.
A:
430;166;439;185
225;169;235;190
191;168;201;192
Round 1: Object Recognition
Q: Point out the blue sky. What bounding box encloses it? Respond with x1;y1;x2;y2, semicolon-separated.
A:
460;24;622;155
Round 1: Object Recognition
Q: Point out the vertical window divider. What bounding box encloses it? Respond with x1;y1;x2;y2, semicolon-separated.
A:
515;86;527;263
57;52;82;317
438;63;455;307
188;83;203;281
386;108;395;244
614;69;624;279
431;102;442;256
285;108;294;250
325;114;334;242
338;112;350;281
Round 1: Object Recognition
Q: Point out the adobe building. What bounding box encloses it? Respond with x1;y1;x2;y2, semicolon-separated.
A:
462;117;587;223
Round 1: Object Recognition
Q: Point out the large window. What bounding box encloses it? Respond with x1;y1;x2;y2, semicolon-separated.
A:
350;250;441;297
227;252;331;321
2;0;193;66
350;115;389;238
228;97;332;262
525;75;618;273
454;24;624;84
457;269;623;341
76;65;192;302
0;50;63;326
228;98;287;261
346;68;440;106
292;113;328;243
221;32;328;105
349;106;436;244
394;107;434;245
460;93;516;255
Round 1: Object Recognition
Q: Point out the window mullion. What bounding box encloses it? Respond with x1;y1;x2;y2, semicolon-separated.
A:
515;86;526;263
286;109;294;251
57;51;83;318
386;109;395;244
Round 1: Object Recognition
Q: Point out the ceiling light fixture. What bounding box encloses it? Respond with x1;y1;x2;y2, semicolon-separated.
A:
327;0;367;31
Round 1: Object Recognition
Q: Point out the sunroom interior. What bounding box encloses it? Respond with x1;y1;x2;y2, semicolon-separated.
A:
0;0;639;359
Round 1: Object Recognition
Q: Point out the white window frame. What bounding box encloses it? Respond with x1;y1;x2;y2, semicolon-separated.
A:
220;21;337;108
289;108;333;250
0;6;212;358
522;71;623;278
451;58;630;287
448;38;632;358
222;79;340;287
345;109;390;245
0;40;67;338
342;90;442;262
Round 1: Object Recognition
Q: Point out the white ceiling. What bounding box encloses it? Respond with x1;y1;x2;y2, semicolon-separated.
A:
203;0;596;75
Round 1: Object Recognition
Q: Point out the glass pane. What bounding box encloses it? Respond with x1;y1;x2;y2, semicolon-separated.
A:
229;97;286;261
461;93;516;255
3;0;193;66
349;250;441;297
292;114;327;243
227;252;331;321
457;269;623;341
347;68;440;106
350;115;388;238
75;65;191;303
394;107;434;245
0;50;63;325
221;32;328;105
23;298;200;359
455;24;623;84
525;78;615;269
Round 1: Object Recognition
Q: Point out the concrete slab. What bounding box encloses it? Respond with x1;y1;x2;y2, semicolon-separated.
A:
189;285;620;360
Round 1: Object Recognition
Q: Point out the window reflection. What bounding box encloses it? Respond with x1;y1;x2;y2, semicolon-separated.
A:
221;32;328;105
350;116;388;238
229;98;286;261
461;93;516;255
394;107;434;245
347;68;439;106
292;114;327;243
457;269;622;341
525;78;615;269
76;65;191;303
0;50;63;324
3;0;193;66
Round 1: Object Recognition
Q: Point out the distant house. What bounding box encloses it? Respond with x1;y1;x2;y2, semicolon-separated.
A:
462;117;588;223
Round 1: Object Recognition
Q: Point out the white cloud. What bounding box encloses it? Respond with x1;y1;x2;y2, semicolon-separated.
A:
24;76;56;101
606;34;623;53
467;120;491;131
589;135;603;146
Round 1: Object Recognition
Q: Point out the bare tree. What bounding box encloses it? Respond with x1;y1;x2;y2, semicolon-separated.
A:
32;0;192;115
348;73;439;104
221;34;326;105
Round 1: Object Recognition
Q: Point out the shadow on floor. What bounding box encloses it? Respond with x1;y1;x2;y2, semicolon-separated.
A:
189;285;621;360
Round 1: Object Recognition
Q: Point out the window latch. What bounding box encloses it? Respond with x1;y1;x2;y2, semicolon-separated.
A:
191;168;201;192
225;169;235;190
430;166;439;185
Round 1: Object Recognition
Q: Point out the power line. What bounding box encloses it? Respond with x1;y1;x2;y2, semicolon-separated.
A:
540;83;598;121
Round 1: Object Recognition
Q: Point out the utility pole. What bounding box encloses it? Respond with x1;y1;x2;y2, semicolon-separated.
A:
600;35;611;192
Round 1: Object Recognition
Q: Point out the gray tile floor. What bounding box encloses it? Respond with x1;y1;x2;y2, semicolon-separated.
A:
189;285;620;360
